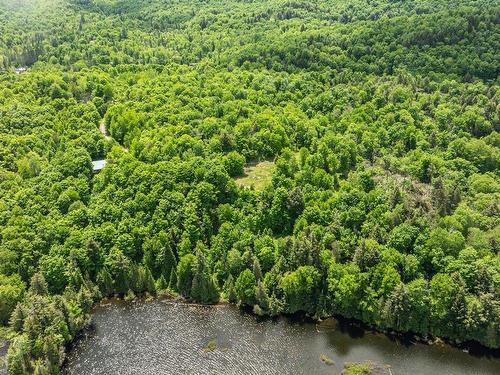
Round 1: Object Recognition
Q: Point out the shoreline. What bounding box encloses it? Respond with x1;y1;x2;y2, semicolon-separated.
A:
61;295;500;375
76;295;500;360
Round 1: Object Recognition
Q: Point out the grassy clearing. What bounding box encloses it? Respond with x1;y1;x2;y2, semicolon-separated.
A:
236;160;274;191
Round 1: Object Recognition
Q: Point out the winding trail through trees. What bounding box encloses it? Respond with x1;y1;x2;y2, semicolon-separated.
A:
99;119;128;152
99;119;112;142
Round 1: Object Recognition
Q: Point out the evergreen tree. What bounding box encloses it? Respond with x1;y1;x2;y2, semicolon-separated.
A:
449;273;468;338
156;275;168;292
235;269;257;306
97;267;114;297
206;274;220;304
143;266;156;296
143;231;177;279
383;283;408;331
190;244;219;304
253;258;262;281
43;334;62;369
67;267;85;291
168;268;177;291
29;273;48;296
159;242;177;280
77;286;94;313
176;254;196;297
6;335;31;375
268;293;284;317
105;248;131;296
224;275;237;303
33;360;50;375
9;303;26;333
129;264;142;294
114;271;130;296
255;281;270;312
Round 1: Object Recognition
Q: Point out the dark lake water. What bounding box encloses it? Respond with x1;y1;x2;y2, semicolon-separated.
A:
63;300;500;375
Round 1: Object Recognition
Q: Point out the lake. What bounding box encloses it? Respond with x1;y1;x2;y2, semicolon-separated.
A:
63;300;500;375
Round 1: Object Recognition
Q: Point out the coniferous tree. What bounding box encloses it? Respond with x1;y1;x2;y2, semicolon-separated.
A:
168;268;177;291
191;244;219;304
129;264;142;294
253;258;262;281
255;281;270;312
156;275;168;292
9;303;26;333
176;254;196;297
143;231;177;280
29;273;48;296
143;266;156;296
97;267;114;297
268;293;284;317
224;275;237;303
235;269;257;306
106;248;131;296
33;360;49;375
383;283;409;331
206;274;220;304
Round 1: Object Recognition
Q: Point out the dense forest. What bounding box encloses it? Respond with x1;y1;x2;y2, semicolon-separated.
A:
0;0;499;373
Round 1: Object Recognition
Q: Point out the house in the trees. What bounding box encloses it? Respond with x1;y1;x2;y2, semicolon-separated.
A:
92;159;107;173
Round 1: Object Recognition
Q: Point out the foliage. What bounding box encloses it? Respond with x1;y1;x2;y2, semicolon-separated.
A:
0;0;499;373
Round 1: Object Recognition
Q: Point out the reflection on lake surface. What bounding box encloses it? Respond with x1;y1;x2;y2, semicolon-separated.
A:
63;300;500;375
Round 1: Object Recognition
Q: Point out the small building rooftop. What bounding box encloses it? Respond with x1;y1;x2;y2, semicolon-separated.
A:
14;67;27;74
92;159;107;173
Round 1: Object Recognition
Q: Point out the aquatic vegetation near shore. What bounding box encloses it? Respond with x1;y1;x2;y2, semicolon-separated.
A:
203;340;217;353
342;361;392;375
319;354;334;366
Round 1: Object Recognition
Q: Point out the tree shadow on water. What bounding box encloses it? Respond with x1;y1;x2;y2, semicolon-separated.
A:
335;315;365;339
